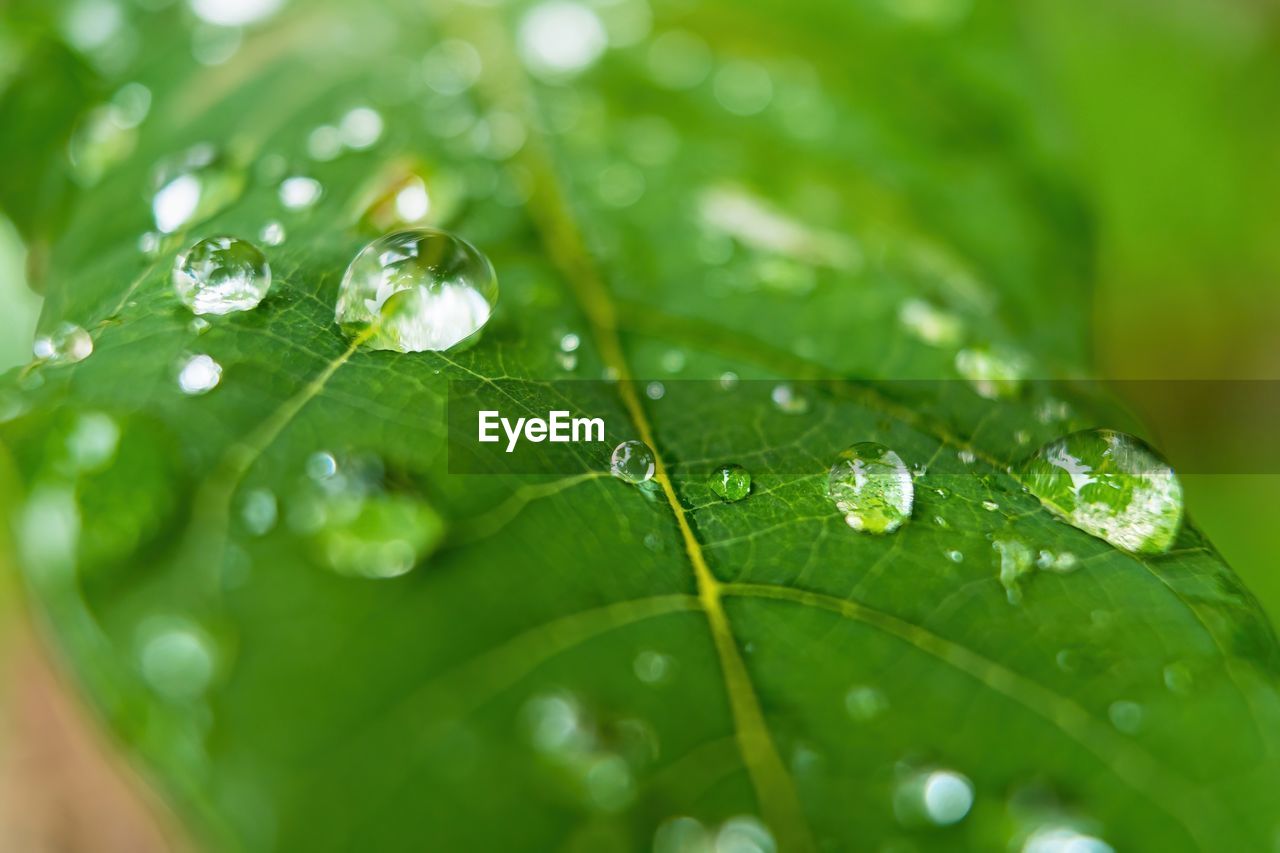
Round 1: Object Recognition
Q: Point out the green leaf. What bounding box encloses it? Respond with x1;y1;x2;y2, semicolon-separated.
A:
3;2;1279;851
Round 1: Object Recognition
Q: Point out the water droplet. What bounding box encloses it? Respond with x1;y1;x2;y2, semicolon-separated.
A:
239;487;277;536
956;448;976;465
770;383;808;414
945;549;964;563
981;499;999;512
634;650;672;684
654;816;712;853
713;60;773;116
307;124;343;161
33;323;93;365
259;220;286;246
65;412;120;472
899;298;963;346
713;816;775;853
610;440;655;484
138;231;161;256
1108;700;1143;734
314;492;445;579
719;371;739;390
826;443;913;534
646;380;665;400
994;538;1034;605
584;753;635;811
559;332;581;352
709;464;751;502
279;175;322;210
647;30;712;90
335;228;498;352
423;38;482;95
189;0;284;27
894;768;974;827
844;685;888;721
339;106;383;150
956;345;1027;399
172;235;272;315
1022;429;1183;554
1035;550;1078;573
1163;661;1194;696
177;353;222;395
189;317;211;335
518;1;607;79
1022;825;1114;853
137;617;216;701
151;143;242;234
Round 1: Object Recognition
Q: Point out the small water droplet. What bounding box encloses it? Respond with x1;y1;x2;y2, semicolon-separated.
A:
994;538;1034;605
339;106;384;150
981;499;999;512
65;412;119;472
844;685;888;721
189;317;211;335
719;371;739;390
945;549;964;563
33;323;93;366
279;175;322;210
137;617;216;701
335;228;498;352
899;298;963;346
559;332;581;352
518;1;607;79
610;440;655;484
770;383;809;414
956;448;976;465
1035;549;1078;573
239;487;277;536
1022;825;1114;853
827;443;913;534
173;235;272;315
646;380;665;400
151;143;242;234
1163;661;1194;696
709;464;751;502
894;768;974;827
956;345;1027;399
259;220;286;246
177;353;222;395
138;230;161;256
634;650;672;684
715;816;776;853
653;816;712;853
1022;429;1183;554
1108;699;1144;734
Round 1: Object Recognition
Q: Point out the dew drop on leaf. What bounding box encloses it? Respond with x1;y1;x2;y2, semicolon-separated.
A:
137;617;217;701
336;228;498;352
151;144;243;234
173;235;272;315
259;220;286;246
994;537;1035;604
894;768;974;827
610;440;655;484
177;353;222;395
708;464;751;502
1108;699;1144;734
770;383;808;414
826;442;913;534
1022;429;1183;554
32;322;93;365
844;685;888;722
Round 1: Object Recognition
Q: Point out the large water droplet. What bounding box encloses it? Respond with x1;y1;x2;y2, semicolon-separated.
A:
1022;429;1183;554
151;144;243;234
335;228;497;352
826;442;913;534
709;464;751;502
611;440;655;484
33;322;93;365
173;235;272;315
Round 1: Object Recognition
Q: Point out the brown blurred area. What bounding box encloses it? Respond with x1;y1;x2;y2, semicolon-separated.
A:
0;621;177;853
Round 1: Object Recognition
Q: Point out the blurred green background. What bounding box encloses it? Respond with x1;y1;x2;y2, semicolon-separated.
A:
0;0;1278;847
